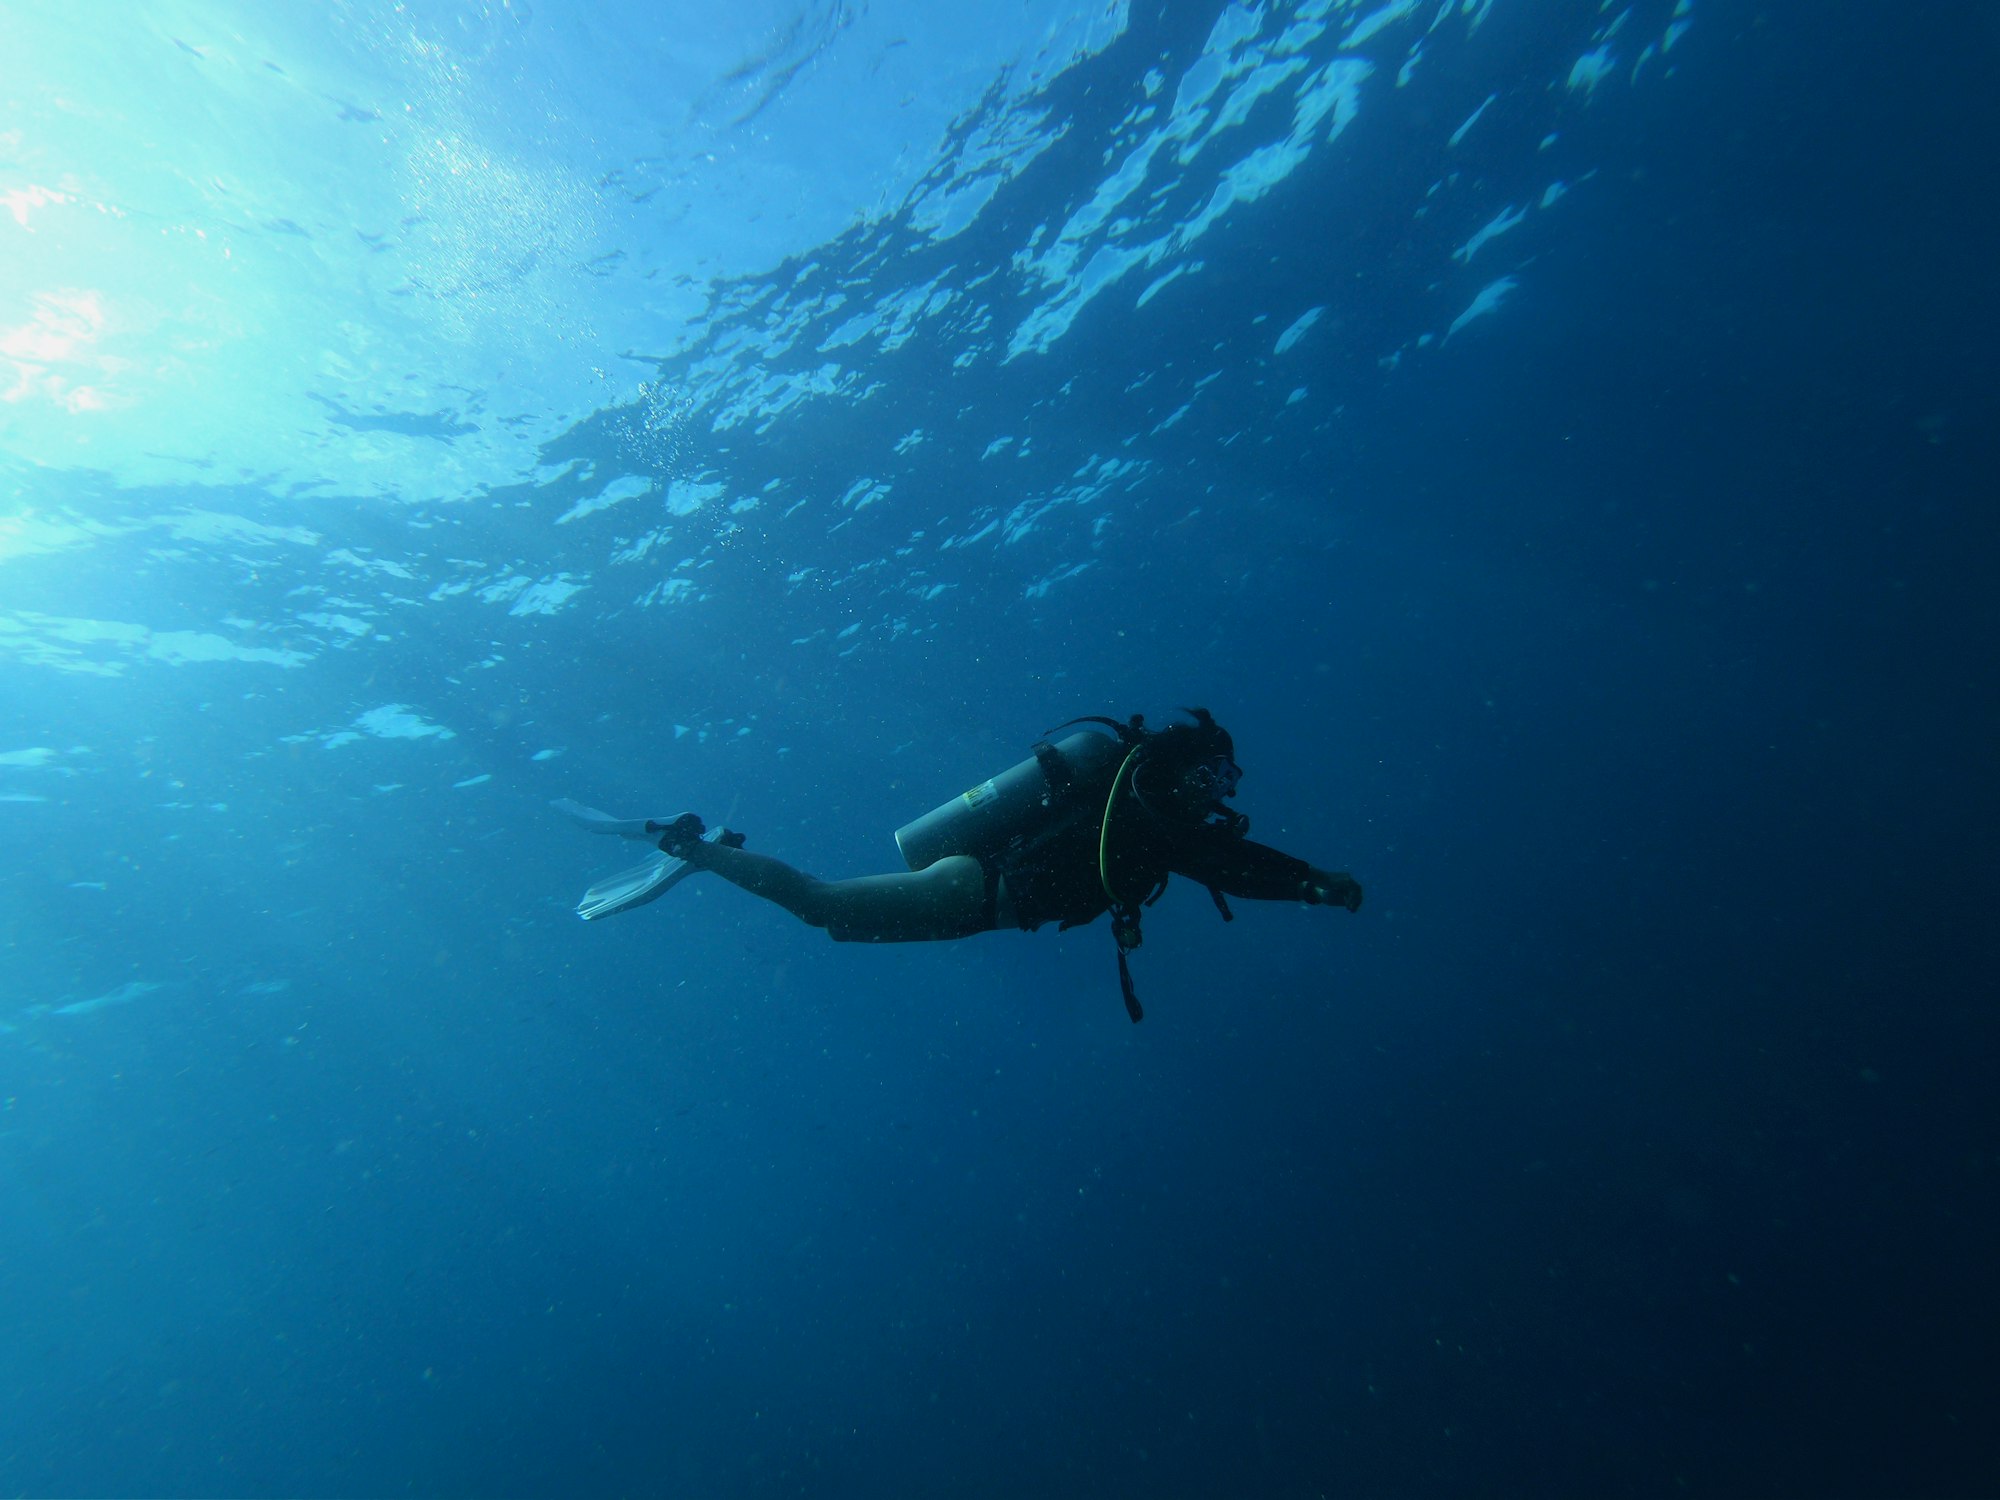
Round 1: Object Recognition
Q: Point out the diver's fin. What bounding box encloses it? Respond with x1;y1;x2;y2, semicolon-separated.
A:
571;826;744;921
575;851;695;920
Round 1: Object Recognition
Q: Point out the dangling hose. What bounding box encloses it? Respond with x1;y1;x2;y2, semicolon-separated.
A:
1098;743;1144;909
1098;744;1147;1023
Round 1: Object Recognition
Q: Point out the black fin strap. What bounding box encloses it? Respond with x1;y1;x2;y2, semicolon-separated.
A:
1209;886;1234;922
1117;946;1144;1023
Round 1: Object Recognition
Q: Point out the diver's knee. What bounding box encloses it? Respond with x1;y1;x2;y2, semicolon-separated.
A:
925;853;985;895
795;876;841;929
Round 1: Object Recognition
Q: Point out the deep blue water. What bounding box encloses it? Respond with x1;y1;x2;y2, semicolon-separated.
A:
2;2;1995;1496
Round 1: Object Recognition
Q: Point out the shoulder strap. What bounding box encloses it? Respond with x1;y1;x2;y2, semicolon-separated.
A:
1044;712;1147;746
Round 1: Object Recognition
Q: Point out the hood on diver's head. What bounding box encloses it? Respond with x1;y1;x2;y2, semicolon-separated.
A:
1132;707;1241;821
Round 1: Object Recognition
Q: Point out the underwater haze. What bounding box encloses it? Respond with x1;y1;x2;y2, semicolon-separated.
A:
3;1;1995;1496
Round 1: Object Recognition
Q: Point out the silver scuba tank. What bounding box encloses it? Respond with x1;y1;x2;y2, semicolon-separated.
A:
894;729;1126;871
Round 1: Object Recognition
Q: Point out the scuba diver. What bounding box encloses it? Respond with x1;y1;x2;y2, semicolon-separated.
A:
555;709;1361;1022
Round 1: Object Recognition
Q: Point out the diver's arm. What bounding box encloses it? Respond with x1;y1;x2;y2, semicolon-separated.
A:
1169;826;1363;911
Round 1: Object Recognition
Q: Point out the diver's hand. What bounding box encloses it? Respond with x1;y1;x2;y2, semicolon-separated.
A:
1305;870;1362;912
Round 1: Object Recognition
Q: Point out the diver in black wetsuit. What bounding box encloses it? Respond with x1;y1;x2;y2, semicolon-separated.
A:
571;709;1361;1021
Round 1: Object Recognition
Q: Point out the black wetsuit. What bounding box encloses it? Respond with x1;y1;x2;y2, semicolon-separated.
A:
994;779;1316;932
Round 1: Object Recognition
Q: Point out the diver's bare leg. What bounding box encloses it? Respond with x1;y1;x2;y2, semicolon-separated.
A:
677;842;992;942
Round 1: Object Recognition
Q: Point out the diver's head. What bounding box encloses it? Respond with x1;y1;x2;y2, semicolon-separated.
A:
1132;708;1243;827
1173;750;1242;808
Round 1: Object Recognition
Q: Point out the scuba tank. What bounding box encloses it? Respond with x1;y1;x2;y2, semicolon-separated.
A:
894;729;1125;871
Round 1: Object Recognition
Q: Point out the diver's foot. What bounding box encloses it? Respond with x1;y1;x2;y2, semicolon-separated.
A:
648;812;705;857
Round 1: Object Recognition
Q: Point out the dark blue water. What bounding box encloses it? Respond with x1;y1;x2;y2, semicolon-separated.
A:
1;3;1994;1496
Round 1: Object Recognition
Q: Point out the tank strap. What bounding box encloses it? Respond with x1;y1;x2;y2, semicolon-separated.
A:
1031;738;1073;800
